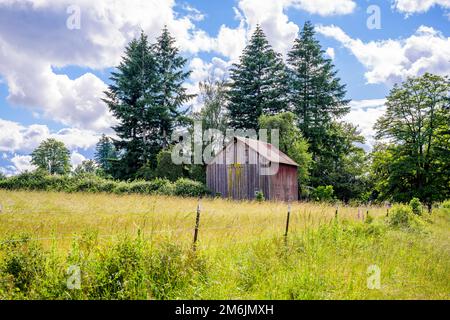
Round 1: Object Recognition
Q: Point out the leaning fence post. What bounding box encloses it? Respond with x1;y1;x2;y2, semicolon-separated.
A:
284;200;291;245
193;198;201;251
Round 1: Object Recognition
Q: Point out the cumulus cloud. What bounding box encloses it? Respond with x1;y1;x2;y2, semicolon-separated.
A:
325;47;335;60
10;155;36;174
344;99;387;149
0;0;218;131
0;118;101;153
392;0;450;15
316;24;450;84
288;0;356;16
70;150;86;168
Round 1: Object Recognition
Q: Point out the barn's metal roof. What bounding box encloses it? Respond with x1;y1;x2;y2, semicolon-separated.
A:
235;136;299;167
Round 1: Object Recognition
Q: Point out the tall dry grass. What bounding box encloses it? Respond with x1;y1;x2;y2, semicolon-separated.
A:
0;190;448;300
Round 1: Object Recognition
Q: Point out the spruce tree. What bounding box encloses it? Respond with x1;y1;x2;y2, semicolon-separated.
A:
153;26;194;148
103;28;192;179
287;21;350;160
287;21;357;195
94;134;117;174
227;25;288;131
103;31;157;178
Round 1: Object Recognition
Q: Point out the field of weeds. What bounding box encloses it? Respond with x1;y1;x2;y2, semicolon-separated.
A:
0;190;448;300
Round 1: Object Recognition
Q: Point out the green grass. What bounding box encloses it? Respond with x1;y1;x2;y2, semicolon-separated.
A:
0;190;449;300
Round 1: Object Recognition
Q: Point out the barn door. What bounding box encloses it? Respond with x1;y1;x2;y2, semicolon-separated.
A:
227;163;244;199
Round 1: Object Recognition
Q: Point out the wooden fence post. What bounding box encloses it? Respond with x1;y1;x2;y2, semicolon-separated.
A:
335;205;338;220
284;200;291;245
193;198;201;251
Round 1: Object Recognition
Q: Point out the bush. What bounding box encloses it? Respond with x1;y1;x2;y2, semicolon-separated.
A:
155;150;184;182
0;236;46;294
388;204;425;231
311;185;335;202
409;197;422;215
441;200;450;209
0;171;208;198
173;178;208;197
255;190;265;202
388;205;412;227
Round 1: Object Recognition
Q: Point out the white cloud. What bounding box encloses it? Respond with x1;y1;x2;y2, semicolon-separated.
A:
10;155;36;174
392;0;450;15
0;118;101;153
316;24;450;84
325;47;335;60
186;57;231;112
345;99;387;149
70;150;86;168
288;0;356;16
0;0;216;131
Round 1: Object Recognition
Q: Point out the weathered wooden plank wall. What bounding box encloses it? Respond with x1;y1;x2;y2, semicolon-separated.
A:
206;139;298;201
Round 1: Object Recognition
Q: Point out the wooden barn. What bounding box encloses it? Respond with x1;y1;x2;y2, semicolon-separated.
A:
206;136;298;201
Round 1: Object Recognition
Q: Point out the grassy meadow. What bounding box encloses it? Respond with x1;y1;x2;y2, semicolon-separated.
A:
0;190;449;300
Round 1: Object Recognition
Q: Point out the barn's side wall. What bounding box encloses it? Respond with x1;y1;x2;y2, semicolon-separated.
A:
206;140;298;201
269;164;298;201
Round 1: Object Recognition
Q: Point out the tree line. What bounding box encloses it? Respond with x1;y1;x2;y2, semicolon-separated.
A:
7;23;448;206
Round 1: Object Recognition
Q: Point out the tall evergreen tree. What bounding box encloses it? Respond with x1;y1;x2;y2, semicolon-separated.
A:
103;28;192;179
94;134;117;174
227;25;288;131
287;21;356;196
287;21;350;161
153;26;194;148
103;31;157;178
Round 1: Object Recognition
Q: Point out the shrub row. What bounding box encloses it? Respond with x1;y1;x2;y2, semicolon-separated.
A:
0;171;208;197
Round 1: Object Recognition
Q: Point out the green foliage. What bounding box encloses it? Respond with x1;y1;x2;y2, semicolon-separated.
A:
0;237;46;294
287;21;355;199
192;78;229;132
0;171;207;198
173;178;208;197
188;164;206;183
227;25;288;130
258;112;312;192
154;149;184;182
409;197;423;215
255;190;265;202
73;160;98;177
31;138;71;175
442;200;450;209
388;204;425;231
311;185;335;202
103;29;192;180
0;236;206;300
94;134;117;174
373;73;450;207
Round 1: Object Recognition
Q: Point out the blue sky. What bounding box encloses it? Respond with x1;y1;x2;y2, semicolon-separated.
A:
0;0;449;175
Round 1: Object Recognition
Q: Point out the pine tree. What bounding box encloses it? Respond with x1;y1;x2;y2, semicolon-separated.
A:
94;134;117;174
287;21;350;160
153;26;194;147
103;28;192;179
103;31;157;178
227;25;288;131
